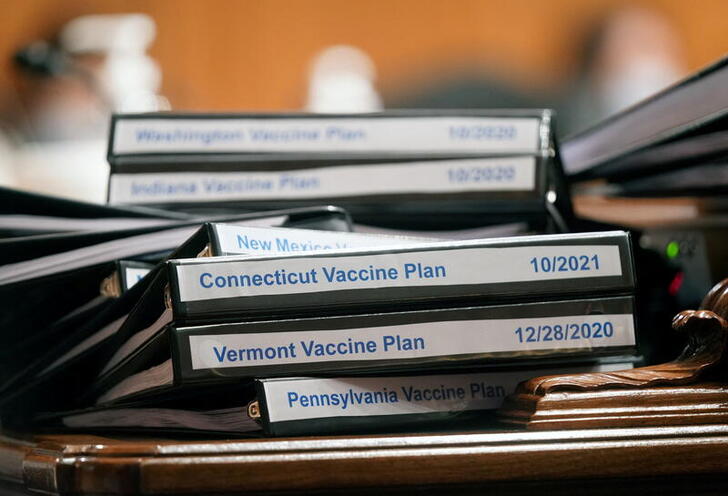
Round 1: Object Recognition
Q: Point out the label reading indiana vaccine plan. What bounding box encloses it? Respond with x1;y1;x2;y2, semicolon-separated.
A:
213;225;423;256
187;313;635;371
108;157;536;204
112;117;541;155
175;244;623;303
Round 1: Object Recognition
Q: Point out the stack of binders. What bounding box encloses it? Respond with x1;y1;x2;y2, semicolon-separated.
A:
105;110;572;231
0;205;363;415
1;110;640;437
562;56;728;314
74;229;638;436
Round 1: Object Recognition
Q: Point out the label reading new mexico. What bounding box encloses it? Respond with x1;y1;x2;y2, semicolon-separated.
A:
214;225;422;255
176;244;623;302
187;313;635;371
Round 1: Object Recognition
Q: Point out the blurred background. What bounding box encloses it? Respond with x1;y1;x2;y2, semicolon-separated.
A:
0;0;726;201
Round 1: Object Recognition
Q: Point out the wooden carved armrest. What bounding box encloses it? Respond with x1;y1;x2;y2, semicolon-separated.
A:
498;279;728;430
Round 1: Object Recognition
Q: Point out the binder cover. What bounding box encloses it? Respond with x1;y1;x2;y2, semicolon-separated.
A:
107;155;553;229
562;56;728;179
90;296;636;406
0;207;353;416
89;226;432;399
38;360;635;436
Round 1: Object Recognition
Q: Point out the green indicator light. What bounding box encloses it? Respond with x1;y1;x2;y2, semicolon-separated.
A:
666;241;680;259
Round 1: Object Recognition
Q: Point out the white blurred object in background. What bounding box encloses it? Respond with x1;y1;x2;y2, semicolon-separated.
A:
593;6;686;116
306;45;382;113
60;13;169;112
8;14;169;203
13;141;109;203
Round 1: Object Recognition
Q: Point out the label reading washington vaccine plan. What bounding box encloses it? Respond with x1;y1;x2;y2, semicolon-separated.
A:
187;313;635;371
213;225;423;255
175;244;623;303
108;157;536;204
112;117;541;155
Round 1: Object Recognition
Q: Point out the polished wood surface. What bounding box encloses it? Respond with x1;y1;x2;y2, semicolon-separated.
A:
9;290;728;495
3;424;728;495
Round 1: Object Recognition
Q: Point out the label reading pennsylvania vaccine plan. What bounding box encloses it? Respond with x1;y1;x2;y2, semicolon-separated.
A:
262;362;630;422
188;313;635;371
213;225;423;255
112;117;541;154
176;244;623;302
108;157;536;204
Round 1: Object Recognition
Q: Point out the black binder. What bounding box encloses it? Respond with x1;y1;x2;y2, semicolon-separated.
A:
106;110;573;230
92;296;636;406
168;231;635;324
0;207;353;417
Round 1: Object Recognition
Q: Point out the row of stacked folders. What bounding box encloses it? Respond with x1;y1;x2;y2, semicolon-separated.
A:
0;110;637;437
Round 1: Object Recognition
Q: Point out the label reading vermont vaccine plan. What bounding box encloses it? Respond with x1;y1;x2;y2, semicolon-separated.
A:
108;157;536;204
175;244;623;302
112;117;542;155
187;313;635;371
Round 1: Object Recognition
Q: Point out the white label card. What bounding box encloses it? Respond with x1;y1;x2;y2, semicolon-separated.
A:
108;157;536;204
213;225;425;255
188;313;635;371
176;244;623;302
112;117;541;154
262;362;632;422
123;267;151;290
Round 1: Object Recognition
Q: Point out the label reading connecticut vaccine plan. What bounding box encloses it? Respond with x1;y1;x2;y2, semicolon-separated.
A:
262;362;631;422
213;225;424;255
175;244;623;303
108;157;536;204
187;313;635;371
112;117;542;155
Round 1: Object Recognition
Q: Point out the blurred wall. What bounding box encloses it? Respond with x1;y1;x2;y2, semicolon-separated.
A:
0;0;726;111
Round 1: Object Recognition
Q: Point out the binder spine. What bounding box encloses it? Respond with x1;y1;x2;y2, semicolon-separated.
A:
169;231;635;322
106;155;546;206
254;360;632;436
108;111;549;160
172;296;637;382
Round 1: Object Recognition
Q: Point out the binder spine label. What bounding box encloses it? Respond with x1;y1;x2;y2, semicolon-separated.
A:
107;157;536;204
123;267;151;290
112;117;541;155
261;364;627;422
187;313;635;371
176;244;623;302
213;225;423;256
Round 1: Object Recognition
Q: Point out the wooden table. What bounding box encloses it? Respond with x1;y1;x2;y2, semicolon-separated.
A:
3;425;728;495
